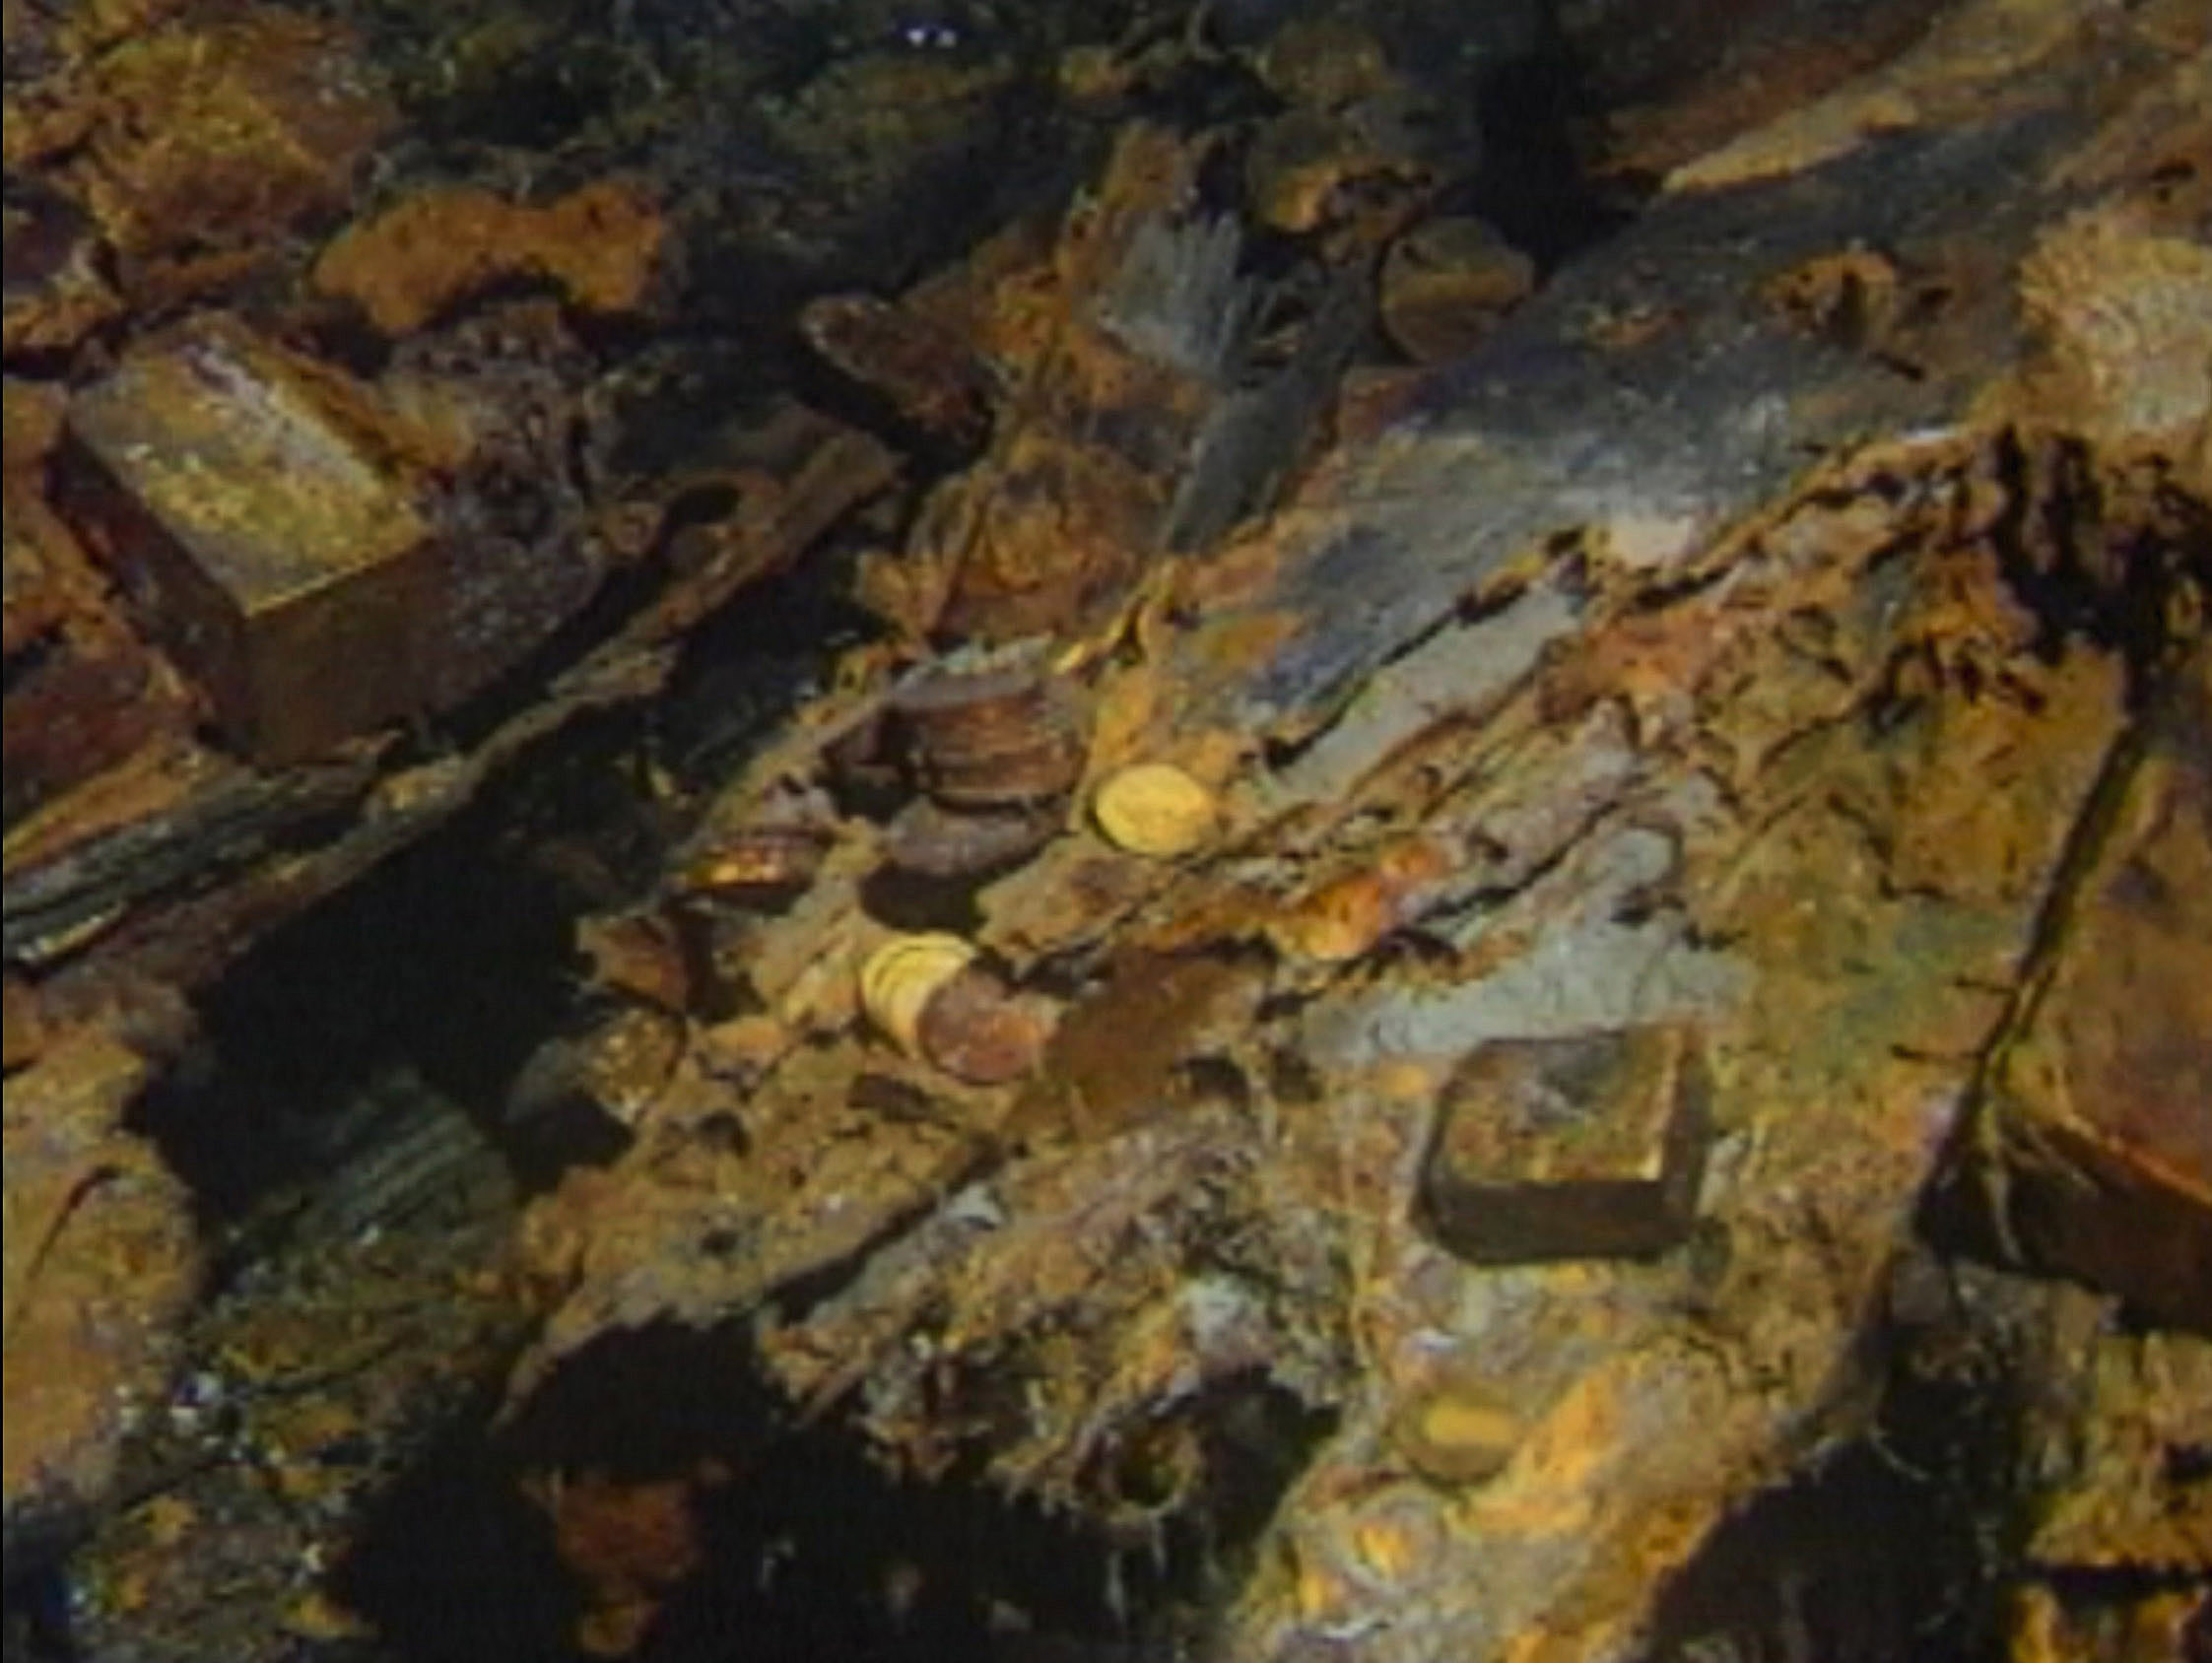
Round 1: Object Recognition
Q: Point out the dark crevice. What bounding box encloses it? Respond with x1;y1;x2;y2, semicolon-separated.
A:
1979;429;2212;695
123;733;636;1225
329;1322;1329;1663
1642;1257;2030;1663
1452;46;1647;272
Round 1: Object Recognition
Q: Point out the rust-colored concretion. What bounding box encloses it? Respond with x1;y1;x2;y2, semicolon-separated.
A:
892;659;1087;809
915;964;1056;1087
1992;645;2212;1334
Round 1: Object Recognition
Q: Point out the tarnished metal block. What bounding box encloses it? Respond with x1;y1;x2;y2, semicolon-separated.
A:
62;316;442;765
1418;1025;1711;1263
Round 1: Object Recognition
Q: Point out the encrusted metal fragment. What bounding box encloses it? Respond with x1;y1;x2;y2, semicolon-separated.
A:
879;794;1062;879
799;292;997;448
1982;642;2212;1335
913;964;1056;1086
1378;215;1536;364
890;658;1087;810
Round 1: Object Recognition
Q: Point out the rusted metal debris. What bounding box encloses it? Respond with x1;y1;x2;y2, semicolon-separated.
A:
3;1;2208;1660
2;0;903;1600
494;13;2211;1661
1962;638;2212;1338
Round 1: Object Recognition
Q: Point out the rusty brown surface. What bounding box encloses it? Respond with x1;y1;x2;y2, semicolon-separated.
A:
489;16;2207;1660
1985;642;2212;1335
2007;1588;2210;1663
2;1029;197;1565
61;306;630;765
2;488;189;822
8;5;393;319
2021;1285;2212;1578
524;1465;718;1659
311;179;671;339
1375;214;1537;364
800;292;999;450
1;1;2207;1658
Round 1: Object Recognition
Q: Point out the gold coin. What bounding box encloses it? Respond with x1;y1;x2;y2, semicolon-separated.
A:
1092;763;1217;859
858;933;975;1054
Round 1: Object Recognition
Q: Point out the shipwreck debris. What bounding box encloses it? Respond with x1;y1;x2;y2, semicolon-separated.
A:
3;2;2206;1660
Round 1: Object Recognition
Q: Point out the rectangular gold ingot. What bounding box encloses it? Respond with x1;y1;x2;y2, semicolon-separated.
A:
1418;1025;1711;1264
62;317;437;765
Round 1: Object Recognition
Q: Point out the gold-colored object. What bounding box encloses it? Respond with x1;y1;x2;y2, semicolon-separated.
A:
1417;1026;1712;1264
1091;762;1217;858
1268;833;1455;963
1389;1379;1523;1487
858;933;976;1056
676;825;832;902
59;311;606;766
858;935;1053;1084
61;315;442;765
